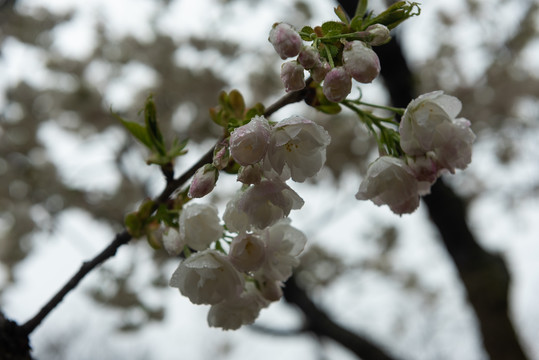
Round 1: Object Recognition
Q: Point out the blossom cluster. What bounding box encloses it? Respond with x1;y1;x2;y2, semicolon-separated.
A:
269;22;388;102
168;115;330;329
356;91;475;214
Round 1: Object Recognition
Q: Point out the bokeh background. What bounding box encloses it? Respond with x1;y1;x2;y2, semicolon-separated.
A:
1;0;538;359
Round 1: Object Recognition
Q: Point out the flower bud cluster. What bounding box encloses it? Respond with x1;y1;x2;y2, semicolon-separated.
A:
268;22;386;103
171;114;330;330
356;91;475;215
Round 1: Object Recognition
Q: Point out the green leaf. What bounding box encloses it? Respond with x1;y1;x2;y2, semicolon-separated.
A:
355;0;368;19
299;26;315;41
334;5;349;24
321;21;346;37
144;96;166;155
116;116;153;149
244;103;265;123
365;1;421;30
228;89;245;118
168;138;189;158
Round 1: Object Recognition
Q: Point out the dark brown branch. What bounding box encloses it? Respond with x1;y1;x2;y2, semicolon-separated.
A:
20;230;132;335
283;276;401;360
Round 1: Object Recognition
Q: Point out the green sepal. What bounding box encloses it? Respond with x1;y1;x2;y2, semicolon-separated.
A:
317;103;342;114
305;85;342;114
299;26;315;41
244;103;265;124
145;219;162;249
125;212;144;238
155;203;179;228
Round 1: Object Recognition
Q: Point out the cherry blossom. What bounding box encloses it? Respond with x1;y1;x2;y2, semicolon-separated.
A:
356;156;420;215
265;116;331;182
229;115;271;166
169;250;244;305
179;203;222;251
228;233;266;272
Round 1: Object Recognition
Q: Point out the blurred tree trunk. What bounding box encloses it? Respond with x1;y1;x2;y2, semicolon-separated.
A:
335;1;530;359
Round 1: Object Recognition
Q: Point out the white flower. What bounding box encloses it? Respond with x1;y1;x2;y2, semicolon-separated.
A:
228;233;266;272
269;23;302;60
223;191;251;233
237;163;263;185
265;116;331;182
207;283;269;330
224;180;304;231
322;67;352;102
229;116;271;166
355;156;420;215
169;249;244;305
179;203;222;251
162;228;185;256
254;275;283;302
256;220;307;282
400;91;475;173
342;41;380;84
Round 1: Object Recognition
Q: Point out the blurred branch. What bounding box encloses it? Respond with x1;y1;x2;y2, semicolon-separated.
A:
333;1;531;359
283;276;401;360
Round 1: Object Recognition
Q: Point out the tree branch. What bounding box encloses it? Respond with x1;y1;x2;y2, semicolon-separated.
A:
283;276;401;360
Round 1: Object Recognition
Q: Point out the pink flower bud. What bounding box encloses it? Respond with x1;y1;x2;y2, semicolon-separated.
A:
311;60;331;83
322;67;352;102
229;116;271;166
342;41;381;83
365;24;391;46
269;23;302;60
297;46;320;70
188;164;218;198
212;140;230;170
280;61;306;92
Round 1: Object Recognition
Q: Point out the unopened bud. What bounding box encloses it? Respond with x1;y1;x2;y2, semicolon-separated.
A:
342;41;381;83
269;23;302;60
297;46;321;70
323;67;352;102
188;164;218;198
365;24;391;46
280;61;306;92
213;140;230;170
311;60;331;83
